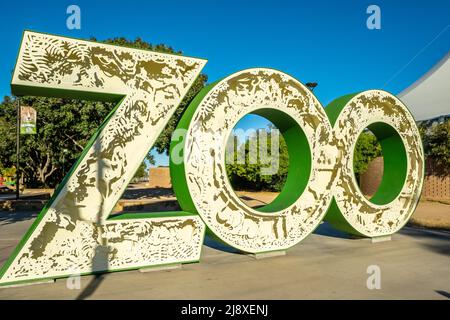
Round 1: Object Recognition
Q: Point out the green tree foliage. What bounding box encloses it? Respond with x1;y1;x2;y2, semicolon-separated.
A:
0;38;207;188
133;162;150;180
226;128;289;191
421;118;450;175
0;96;121;187
226;128;382;191
353;131;382;181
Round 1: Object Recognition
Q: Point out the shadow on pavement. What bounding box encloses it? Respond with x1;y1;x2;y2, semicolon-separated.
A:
400;227;450;256
0;210;38;225
76;245;110;300
0;192;51;201
314;222;450;257
203;235;242;254
313;222;355;239
120;187;175;200
399;226;450;240
435;290;450;299
112;199;181;215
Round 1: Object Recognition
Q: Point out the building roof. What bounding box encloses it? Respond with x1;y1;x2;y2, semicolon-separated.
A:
398;52;450;121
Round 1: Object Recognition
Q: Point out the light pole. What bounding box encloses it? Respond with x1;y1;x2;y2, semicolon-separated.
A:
16;98;20;200
62;149;69;178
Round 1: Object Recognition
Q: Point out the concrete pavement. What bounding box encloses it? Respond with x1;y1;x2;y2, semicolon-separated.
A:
0;211;449;299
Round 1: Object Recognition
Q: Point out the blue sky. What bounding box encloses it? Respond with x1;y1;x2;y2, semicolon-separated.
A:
1;0;449;166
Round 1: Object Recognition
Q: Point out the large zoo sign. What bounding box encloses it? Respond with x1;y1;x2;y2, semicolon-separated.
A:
0;31;424;286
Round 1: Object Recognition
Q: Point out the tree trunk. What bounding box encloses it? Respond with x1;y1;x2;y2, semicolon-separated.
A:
36;152;56;186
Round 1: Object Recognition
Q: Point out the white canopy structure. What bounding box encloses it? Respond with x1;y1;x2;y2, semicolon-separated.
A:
398;52;450;121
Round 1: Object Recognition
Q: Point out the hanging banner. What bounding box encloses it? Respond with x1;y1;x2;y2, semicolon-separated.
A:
20;106;36;134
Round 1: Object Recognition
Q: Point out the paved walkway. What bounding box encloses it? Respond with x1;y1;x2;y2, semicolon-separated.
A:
0;212;449;299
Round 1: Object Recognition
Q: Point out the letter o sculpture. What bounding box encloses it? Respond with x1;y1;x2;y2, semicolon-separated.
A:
171;68;336;253
171;69;424;253
325;91;424;237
